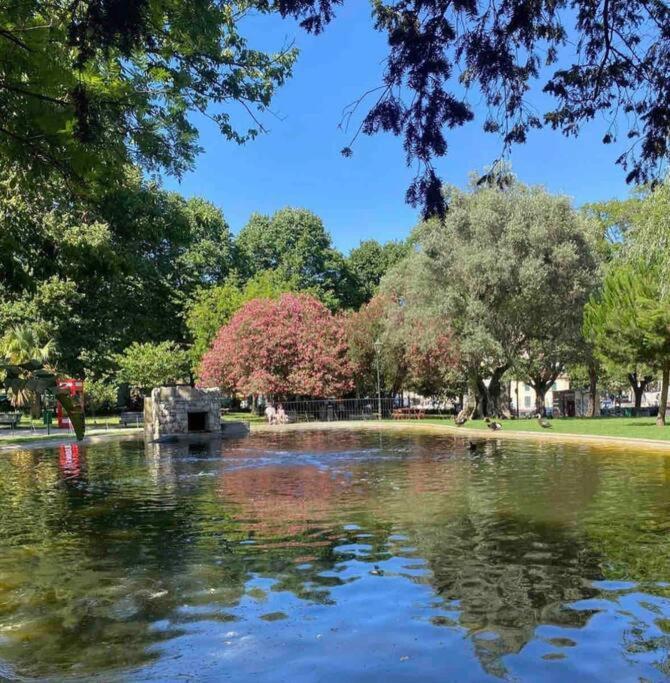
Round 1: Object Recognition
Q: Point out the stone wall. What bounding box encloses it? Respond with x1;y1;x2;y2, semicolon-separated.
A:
144;385;221;441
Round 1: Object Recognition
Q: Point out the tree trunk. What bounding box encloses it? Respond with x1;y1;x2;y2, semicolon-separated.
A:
631;384;643;417
456;370;479;422
627;372;654;417
534;387;547;416
476;377;489;417
656;361;669;427
588;363;598;418
30;392;42;419
485;365;510;417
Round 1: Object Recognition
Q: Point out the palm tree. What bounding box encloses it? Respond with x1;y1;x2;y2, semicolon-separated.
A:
1;326;53;417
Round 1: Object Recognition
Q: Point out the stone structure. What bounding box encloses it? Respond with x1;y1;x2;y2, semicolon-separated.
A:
144;385;221;441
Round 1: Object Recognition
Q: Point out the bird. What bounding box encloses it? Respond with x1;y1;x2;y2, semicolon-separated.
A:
467;440;478;451
536;413;552;428
454;413;468;426
370;565;384;576
485;417;502;431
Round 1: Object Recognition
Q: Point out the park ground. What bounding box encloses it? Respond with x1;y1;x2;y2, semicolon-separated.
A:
1;414;670;449
426;416;670;441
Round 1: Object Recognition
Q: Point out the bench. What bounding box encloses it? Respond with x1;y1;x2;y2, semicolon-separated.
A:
392;407;426;420
119;411;144;427
0;413;21;429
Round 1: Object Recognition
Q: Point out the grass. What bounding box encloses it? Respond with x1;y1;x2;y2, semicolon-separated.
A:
225;411;266;424
424;415;670;441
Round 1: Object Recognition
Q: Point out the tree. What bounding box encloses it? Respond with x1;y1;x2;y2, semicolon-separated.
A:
185;269;298;367
0;168;237;377
235;208;358;309
279;0;670;216
392;174;599;418
84;378;118;414
115;342;190;396
585;261;670;426
199;293;354;398
0;326;53;416
624;180;670;295
345;293;410;397
347;239;409;305
346;281;458;399
0;1;296;190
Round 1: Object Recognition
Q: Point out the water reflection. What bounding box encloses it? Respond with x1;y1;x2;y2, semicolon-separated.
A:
0;432;669;680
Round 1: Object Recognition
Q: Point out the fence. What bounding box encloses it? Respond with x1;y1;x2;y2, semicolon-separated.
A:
274;397;396;423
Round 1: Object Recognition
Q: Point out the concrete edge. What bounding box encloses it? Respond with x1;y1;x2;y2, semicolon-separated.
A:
250;419;670;452
0;428;143;451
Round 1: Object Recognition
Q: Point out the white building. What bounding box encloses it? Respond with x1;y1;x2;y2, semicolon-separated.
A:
509;376;571;416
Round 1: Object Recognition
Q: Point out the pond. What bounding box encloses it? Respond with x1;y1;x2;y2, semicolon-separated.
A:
1;430;670;681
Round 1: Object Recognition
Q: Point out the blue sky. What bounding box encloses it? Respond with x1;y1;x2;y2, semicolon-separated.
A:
164;4;632;254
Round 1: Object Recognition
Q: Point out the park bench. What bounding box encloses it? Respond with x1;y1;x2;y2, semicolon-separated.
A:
392;407;426;420
0;413;21;429
119;411;144;427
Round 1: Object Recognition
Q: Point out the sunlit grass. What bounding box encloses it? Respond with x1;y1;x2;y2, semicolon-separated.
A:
424;416;670;441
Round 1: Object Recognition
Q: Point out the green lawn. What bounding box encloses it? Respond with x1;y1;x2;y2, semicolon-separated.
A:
225;411;266;424
424;416;670;441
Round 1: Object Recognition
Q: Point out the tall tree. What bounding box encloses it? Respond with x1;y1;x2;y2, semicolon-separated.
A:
392;175;599;418
279;0;670;216
347;239;409;305
200;293;354;398
236;208;357;309
0;167;237;377
585;261;670;426
185;269;298;367
0;1;296;189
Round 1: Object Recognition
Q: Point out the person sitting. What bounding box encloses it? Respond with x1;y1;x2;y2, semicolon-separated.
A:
276;404;287;424
265;404;277;425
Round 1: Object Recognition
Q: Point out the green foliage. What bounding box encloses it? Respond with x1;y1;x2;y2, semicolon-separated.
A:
623;181;670;294
84;378;118;413
347;239;409;304
115;342;190;395
0;169;237;377
584;259;670;423
185;269;298;365
584;261;670;369
236;208;358;309
0;1;297;190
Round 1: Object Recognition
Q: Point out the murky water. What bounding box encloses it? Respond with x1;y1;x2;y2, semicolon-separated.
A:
1;430;670;681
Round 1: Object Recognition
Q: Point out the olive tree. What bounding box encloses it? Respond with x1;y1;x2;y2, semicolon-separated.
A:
402;174;600;418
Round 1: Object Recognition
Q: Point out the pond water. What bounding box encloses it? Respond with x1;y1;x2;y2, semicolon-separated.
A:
1;430;670;681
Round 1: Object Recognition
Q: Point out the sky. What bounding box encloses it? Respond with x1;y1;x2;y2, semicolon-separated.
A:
163;4;633;254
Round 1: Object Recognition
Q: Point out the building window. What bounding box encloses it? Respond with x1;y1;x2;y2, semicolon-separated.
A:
524;384;531;392
524;396;531;408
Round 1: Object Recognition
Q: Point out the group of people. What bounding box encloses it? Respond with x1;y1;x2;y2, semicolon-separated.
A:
264;403;288;425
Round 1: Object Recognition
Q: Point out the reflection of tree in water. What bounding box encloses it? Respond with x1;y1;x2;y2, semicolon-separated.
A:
0;441;205;676
2;432;670;679
0;436;396;678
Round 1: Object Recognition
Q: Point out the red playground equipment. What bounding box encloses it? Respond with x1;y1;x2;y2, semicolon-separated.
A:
57;379;85;429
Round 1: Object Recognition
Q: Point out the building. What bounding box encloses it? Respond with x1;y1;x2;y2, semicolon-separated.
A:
509;376;571;416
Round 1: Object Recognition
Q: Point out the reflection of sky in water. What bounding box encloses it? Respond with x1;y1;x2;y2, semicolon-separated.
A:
0;431;669;681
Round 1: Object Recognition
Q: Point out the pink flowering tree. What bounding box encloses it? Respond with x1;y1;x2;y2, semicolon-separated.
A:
199;293;354;398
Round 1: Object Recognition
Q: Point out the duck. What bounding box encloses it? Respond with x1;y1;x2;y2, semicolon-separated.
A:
536;413;552;428
485;417;502;431
467;440;478;451
454;412;468;426
370;565;384;576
